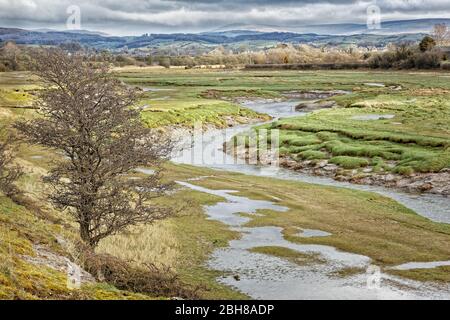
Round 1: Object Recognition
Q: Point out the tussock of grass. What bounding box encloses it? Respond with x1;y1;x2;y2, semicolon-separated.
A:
329;156;369;169
281;134;321;147
297;150;328;160
250;246;326;266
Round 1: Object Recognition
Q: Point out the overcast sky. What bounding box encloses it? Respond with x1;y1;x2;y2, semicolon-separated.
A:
0;0;449;35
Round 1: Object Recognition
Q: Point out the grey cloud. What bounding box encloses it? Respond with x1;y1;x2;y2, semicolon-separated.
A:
0;0;449;35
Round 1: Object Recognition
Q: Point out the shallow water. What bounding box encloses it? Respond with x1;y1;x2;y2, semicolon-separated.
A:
177;181;450;300
240;100;302;118
364;83;386;87
297;228;332;238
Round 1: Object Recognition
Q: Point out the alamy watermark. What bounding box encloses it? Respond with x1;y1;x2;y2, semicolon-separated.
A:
66;5;81;30
66;259;81;289
366;265;382;290
367;2;381;30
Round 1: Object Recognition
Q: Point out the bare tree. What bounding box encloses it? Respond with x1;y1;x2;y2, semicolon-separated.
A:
432;23;449;46
0;130;22;197
15;49;173;248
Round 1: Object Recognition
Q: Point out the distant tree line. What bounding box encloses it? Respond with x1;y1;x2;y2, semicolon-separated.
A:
367;36;448;70
367;24;450;70
1;24;450;71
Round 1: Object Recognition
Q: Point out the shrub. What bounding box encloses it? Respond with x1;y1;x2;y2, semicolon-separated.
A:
413;50;443;69
80;245;200;299
368;42;444;70
0;132;22;197
419;36;437;52
441;61;450;70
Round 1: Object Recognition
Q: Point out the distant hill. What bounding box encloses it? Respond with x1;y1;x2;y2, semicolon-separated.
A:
32;28;110;36
0;18;444;53
214;18;450;35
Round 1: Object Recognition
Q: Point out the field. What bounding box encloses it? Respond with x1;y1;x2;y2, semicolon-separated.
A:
1;68;450;299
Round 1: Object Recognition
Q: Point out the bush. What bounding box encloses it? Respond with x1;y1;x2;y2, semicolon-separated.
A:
441;61;450;70
413;50;443;69
79;245;201;299
419;36;436;52
368;43;444;70
0;132;22;197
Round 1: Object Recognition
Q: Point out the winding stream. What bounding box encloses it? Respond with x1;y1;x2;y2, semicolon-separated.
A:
177;181;450;299
170;98;450;299
173;99;450;224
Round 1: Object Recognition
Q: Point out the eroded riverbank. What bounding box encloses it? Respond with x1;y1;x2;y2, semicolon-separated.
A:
172;98;450;224
234;97;450;197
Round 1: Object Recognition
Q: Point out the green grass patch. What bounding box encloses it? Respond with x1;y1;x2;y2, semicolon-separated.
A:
297;150;328;160
329;156;369;169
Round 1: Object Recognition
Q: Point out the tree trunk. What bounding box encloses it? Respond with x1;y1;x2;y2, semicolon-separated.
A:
80;220;92;247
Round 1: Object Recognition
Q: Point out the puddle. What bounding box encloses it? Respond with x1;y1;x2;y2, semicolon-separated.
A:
176;181;288;227
351;114;395;121
240;100;303;118
143;87;174;92
297;228;332;238
30;155;44;160
391;261;450;271
364;83;386;87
